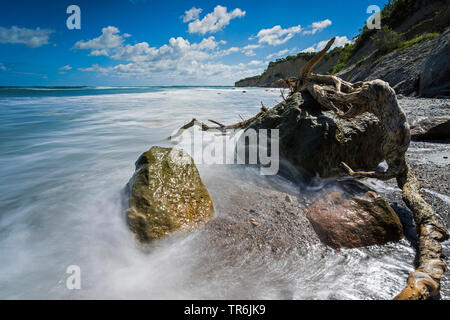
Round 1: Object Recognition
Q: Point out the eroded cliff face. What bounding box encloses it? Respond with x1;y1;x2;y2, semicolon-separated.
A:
236;1;450;97
235;50;341;88
337;28;449;97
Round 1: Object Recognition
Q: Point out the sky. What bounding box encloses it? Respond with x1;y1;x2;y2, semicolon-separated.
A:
0;0;388;86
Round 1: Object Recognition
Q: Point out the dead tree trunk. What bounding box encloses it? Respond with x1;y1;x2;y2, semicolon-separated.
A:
393;164;449;299
170;37;449;299
293;37;449;300
167;107;267;140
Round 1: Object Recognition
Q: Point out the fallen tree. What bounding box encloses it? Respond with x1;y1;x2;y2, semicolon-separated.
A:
170;37;449;299
286;37;449;300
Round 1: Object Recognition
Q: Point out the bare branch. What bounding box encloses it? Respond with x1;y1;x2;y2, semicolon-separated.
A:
280;89;286;102
299;37;336;84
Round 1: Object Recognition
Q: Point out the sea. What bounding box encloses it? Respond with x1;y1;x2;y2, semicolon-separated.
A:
0;86;444;299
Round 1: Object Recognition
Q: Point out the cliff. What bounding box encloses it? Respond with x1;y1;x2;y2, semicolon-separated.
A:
337;27;449;97
235;49;341;88
235;0;450;97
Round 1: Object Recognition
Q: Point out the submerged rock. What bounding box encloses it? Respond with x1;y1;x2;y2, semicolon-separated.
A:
306;180;403;250
125;146;214;242
410;116;450;141
246;91;385;178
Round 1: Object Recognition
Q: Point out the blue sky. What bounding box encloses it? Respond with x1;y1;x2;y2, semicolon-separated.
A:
0;0;388;86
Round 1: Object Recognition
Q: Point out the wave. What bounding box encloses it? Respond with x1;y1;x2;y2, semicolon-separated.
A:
0;86;235;98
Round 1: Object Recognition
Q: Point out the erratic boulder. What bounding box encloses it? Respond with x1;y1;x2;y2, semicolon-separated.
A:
246;91;385;178
306;180;403;250
125;146;214;242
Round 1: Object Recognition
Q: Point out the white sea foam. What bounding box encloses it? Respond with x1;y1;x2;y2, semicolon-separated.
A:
0;87;442;299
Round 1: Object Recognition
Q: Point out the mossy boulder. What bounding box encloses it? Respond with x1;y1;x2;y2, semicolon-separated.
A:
125;147;214;242
246;91;385;178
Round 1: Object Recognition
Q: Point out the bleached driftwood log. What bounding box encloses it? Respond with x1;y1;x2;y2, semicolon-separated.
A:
167;107;268;140
170;37;449;299
292;38;449;300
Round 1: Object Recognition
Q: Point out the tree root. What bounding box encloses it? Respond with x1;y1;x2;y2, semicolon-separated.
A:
295;38;449;300
342;160;449;299
298;37;336;88
394;164;449;300
168;35;449;300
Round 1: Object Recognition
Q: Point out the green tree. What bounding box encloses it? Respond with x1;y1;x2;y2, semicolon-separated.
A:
371;26;402;54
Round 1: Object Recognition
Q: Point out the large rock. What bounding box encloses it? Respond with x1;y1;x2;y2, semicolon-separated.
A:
419;27;450;97
245;91;385;178
410;116;450;140
306;180;403;249
125;147;214;242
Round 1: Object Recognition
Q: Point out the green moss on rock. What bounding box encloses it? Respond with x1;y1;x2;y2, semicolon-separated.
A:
125;147;214;242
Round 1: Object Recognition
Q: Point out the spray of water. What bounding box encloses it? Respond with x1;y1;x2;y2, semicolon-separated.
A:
0;87;443;299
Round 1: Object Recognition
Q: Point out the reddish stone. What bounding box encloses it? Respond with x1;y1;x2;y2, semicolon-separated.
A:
306;190;403;250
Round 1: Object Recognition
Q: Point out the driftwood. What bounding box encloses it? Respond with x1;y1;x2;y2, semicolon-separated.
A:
291;37;449;300
167;107;268;140
170;37;449;299
394;165;449;299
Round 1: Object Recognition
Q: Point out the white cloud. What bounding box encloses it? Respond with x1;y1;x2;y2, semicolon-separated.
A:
76;32;226;64
213;43;262;57
110;42;154;61
241;44;261;56
89;49;109;56
187;5;245;35
312;19;332;33
252;19;331;48
59;65;72;71
300;46;315;53
332;36;353;48
194;36;226;50
266;48;299;60
218;46;240;56
301;36;353;53
248;60;265;66
303;19;332;35
266;49;289;60
76;26;263;84
79;60;264;85
254;25;302;46
74;25;261;64
74;26;124;54
242;44;260;50
78;64;110;73
183;7;203;23
0;26;54;48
